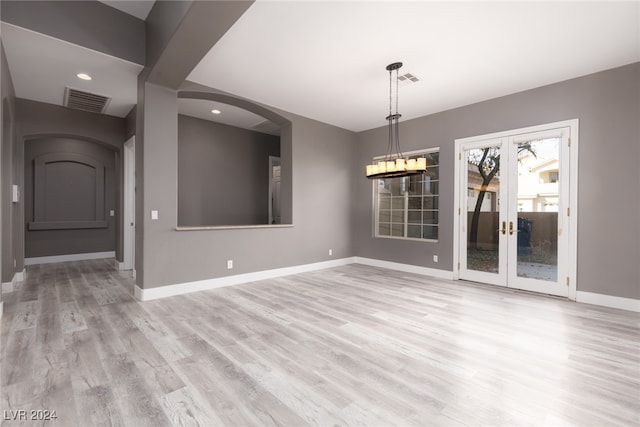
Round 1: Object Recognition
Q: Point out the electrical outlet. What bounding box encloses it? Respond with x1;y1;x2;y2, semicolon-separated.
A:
227;260;233;269
329;249;333;256
109;210;115;217
151;210;159;220
433;255;438;263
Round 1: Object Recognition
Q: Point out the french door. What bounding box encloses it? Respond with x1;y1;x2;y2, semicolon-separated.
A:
455;122;577;298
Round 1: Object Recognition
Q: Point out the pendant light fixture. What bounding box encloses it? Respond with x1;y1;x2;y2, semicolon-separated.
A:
365;62;427;179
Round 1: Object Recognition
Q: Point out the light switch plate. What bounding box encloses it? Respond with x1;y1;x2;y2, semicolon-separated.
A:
151;210;159;220
12;185;19;203
109;210;115;217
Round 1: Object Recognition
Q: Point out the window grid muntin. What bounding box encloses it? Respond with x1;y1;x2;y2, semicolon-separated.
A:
374;150;439;241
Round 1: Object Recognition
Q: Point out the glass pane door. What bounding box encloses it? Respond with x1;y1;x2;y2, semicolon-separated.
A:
460;140;507;286
457;122;574;298
514;138;559;282
507;132;568;297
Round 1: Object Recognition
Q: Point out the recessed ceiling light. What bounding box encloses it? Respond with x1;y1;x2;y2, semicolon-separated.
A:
77;73;92;81
211;109;221;115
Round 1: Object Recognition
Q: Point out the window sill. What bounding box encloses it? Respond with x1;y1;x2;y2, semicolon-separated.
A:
176;224;294;231
375;235;438;243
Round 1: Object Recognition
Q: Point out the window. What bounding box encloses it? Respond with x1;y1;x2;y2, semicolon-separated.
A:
375;150;439;241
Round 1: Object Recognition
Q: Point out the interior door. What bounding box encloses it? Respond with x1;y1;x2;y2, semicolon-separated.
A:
458;127;571;297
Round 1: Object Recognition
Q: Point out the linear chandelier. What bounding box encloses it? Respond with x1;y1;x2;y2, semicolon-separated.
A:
365;62;427;179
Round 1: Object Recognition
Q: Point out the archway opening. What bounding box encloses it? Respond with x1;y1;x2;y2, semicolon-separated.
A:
177;92;292;227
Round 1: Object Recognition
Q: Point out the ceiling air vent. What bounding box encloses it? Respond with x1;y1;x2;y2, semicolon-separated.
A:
398;73;420;86
64;87;111;114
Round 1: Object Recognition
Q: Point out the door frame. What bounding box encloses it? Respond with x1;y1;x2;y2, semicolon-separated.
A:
268;156;281;224
122;136;135;272
453;119;579;300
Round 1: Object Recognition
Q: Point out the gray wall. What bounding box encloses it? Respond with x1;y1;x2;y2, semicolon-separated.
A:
125;107;136;141
1;41;19;284
138;82;354;289
353;62;640;300
145;1;252;88
4;0;636;306
16;99;127;261
16;99;127;149
178;114;280;226
134;0;255;287
145;0;194;70
24;137;117;258
1;0;145;65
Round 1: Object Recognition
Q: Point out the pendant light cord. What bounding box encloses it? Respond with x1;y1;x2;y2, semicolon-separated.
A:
384;63;405;163
395;67;403;159
367;62;426;179
387;67;393;160
386;66;404;160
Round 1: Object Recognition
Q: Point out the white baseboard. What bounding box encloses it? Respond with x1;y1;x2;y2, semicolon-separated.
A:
135;257;357;301
134;257;455;302
15;269;25;282
25;251;116;266
2;269;26;293
576;291;640;313
131;256;638;313
119;262;136;271
353;257;455;280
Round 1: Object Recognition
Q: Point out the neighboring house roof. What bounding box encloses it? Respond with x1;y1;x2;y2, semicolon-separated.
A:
529;158;559;173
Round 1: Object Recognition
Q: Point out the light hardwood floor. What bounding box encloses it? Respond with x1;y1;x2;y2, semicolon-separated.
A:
1;259;639;426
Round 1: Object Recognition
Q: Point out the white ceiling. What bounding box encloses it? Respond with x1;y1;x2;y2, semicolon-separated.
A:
1;22;142;118
189;1;640;132
1;1;638;131
177;98;280;135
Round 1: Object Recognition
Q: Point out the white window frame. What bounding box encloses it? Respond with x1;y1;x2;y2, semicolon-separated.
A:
372;147;440;242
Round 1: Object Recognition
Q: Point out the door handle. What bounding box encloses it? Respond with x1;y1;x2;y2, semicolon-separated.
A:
500;221;506;235
509;221;521;235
